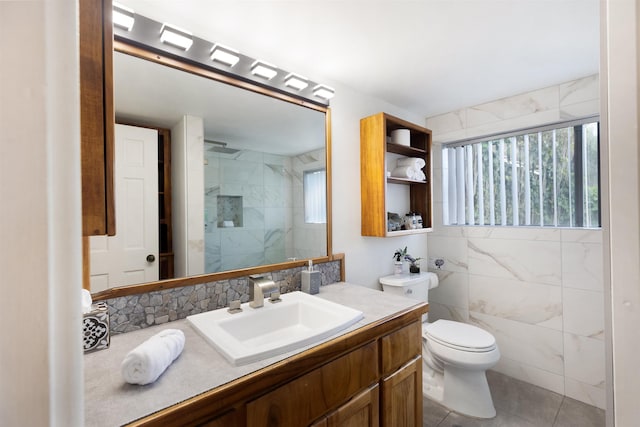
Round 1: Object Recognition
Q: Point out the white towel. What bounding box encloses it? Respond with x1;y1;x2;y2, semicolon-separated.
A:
396;157;426;169
390;166;415;179
121;328;185;385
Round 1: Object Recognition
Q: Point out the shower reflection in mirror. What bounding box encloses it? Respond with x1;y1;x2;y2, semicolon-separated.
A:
204;146;327;273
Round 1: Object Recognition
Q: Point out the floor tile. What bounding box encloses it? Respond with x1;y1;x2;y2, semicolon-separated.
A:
423;396;450;427
436;411;541;427
553;397;605;427
487;370;564;427
423;371;604;427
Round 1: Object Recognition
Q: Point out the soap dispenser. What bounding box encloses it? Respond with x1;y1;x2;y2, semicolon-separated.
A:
301;260;321;295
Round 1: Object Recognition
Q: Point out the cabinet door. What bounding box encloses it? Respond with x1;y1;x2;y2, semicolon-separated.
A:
246;341;378;427
323;384;379;427
380;356;422;427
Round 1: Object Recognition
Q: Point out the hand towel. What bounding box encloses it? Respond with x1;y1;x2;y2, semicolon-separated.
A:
121;328;185;385
397;157;426;169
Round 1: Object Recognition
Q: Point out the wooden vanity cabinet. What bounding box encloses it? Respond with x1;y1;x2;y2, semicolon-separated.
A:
126;305;426;427
360;112;432;237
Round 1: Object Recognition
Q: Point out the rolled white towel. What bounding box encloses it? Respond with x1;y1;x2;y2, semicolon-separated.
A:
390;166;415;179
415;170;427;181
397;157;426;169
121;328;185;385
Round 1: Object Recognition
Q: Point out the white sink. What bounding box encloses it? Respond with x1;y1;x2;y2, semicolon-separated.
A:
186;291;364;366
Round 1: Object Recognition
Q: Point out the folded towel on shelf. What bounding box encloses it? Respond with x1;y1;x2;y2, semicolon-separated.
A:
390;166;416;179
396;157;426;169
415;170;426;181
121;328;185;385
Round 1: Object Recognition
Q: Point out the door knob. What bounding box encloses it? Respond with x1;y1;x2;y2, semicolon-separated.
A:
146;254;156;263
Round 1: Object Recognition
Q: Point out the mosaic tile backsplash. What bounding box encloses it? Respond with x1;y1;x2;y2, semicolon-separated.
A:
106;260;341;334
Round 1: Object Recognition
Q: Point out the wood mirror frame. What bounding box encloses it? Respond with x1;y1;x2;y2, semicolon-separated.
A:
80;0;336;301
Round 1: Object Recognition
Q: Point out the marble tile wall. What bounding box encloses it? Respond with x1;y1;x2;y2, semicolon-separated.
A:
425;75;605;409
105;260;342;335
204;149;293;272
204;147;327;271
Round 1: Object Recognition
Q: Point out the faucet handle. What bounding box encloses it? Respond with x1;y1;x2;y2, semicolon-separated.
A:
269;290;282;303
227;300;243;314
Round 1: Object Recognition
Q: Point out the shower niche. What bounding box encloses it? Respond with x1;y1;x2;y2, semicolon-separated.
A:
217;195;243;228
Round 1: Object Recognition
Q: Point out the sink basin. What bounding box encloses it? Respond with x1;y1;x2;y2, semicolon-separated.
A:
186;291;364;366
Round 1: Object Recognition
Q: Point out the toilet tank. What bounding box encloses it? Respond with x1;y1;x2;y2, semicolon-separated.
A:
379;273;432;303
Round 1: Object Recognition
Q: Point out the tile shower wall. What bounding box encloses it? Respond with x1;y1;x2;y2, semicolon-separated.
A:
105;260;342;334
204;147;327;272
425;75;605;409
204;149;293;272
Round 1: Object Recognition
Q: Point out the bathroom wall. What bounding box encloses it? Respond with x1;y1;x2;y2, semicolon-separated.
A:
1;2;83;424
329;84;430;289
425;75;605;409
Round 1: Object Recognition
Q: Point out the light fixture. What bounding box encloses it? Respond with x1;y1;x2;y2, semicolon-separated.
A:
284;73;309;91
160;23;194;51
210;43;240;67
250;60;278;80
313;84;335;100
112;2;135;31
113;12;335;105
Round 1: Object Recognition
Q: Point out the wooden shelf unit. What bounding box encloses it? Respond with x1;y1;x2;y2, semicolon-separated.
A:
360;113;432;237
156;128;174;280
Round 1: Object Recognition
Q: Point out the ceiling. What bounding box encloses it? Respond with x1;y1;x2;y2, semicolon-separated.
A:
120;0;599;118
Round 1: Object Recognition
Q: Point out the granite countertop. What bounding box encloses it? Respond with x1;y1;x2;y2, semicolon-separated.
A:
84;282;424;426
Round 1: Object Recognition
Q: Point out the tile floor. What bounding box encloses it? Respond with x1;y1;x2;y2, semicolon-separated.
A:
423;371;605;427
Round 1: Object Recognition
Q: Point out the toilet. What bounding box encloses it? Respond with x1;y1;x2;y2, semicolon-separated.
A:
380;272;500;419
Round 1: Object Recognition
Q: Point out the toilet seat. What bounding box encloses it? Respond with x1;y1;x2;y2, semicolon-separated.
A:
424;320;496;353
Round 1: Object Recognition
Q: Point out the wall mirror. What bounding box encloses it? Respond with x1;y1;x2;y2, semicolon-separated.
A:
89;40;332;295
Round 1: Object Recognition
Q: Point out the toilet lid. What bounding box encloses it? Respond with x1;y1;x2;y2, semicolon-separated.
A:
424;320;496;352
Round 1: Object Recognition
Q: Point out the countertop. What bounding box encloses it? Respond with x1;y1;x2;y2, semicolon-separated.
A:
84;282;425;426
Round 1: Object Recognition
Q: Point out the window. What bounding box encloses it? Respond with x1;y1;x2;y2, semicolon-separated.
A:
303;169;326;224
442;118;600;228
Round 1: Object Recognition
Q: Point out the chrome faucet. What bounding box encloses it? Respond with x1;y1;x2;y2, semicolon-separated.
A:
249;276;279;308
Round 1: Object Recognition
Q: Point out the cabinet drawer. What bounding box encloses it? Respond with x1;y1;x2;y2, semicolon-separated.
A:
246;341;379;427
380;321;421;376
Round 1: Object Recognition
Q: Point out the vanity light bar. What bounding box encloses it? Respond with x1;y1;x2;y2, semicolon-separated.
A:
112;2;135;31
113;13;335;105
313;84;335;100
210;44;240;67
284;73;309;91
250;60;278;80
160;23;194;51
